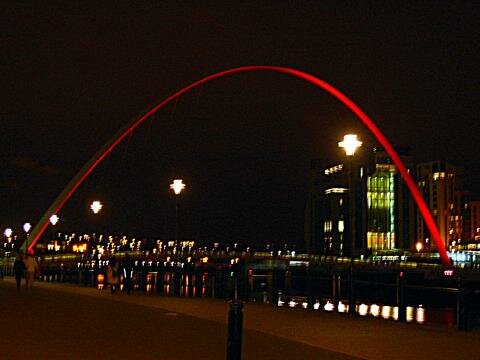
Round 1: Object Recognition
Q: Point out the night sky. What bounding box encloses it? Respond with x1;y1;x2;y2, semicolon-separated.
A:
2;2;479;248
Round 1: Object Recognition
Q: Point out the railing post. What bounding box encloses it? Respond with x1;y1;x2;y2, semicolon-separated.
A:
348;262;356;315
397;271;406;322
226;300;243;360
457;275;467;331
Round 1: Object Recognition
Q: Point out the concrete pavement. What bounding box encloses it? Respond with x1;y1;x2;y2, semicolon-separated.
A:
1;277;478;359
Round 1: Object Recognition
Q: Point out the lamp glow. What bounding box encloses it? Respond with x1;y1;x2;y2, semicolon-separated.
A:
416;241;423;252
49;214;60;226
170;179;186;195
4;228;12;238
90;201;103;214
338;134;362;156
23;222;31;233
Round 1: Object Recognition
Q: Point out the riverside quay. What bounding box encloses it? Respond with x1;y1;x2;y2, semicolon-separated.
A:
2;250;479;331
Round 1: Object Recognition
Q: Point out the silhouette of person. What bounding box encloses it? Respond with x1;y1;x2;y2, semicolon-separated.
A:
23;253;39;289
106;258;119;294
121;254;134;295
13;255;26;290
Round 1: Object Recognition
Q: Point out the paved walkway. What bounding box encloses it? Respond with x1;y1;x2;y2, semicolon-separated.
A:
1;277;479;359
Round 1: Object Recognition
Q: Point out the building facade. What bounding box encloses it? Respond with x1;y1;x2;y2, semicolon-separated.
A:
416;161;459;250
305;147;414;256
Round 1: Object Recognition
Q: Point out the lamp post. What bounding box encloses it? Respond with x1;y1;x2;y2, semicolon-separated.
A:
49;214;60;244
23;222;31;254
4;228;12;250
90;201;103;242
339;134;362;315
170;179;186;243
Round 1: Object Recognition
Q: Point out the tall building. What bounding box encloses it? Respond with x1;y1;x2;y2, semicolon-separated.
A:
304;161;350;254
416;161;459;249
452;191;471;244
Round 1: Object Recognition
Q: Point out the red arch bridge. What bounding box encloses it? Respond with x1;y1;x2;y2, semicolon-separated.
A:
21;66;451;267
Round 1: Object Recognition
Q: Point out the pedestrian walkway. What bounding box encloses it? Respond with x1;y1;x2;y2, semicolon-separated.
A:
1;277;479;359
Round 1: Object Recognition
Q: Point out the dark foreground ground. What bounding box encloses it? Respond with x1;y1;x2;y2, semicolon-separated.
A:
0;278;478;359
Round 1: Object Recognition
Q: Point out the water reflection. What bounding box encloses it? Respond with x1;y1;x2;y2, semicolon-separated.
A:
277;297;450;326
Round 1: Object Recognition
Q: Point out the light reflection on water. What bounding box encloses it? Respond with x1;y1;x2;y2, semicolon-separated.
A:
277;295;455;326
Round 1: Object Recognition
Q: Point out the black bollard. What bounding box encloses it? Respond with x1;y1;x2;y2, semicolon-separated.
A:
397;271;406;322
226;300;243;360
457;276;467;331
348;263;356;315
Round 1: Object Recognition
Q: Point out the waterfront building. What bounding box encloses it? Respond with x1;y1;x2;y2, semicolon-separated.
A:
305;146;414;256
366;148;415;252
416;161;461;249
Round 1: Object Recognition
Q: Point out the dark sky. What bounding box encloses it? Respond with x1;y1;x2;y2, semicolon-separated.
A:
2;2;479;248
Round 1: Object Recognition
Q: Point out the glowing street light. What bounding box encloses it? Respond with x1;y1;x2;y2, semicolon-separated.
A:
90;201;103;214
4;228;13;238
338;134;363;156
170;179;186;195
23;222;31;233
49;214;60;226
416;241;423;252
170;179;186;243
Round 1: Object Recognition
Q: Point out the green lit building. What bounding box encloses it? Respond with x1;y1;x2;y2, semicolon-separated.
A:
366;148;415;252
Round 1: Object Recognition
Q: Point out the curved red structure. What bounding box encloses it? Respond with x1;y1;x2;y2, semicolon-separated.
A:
24;66;450;266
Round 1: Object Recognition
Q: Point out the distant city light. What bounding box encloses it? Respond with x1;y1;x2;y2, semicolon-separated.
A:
170;179;186;195
338;134;362;156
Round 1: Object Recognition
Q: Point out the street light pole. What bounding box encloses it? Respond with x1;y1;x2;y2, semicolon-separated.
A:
170;179;186;243
339;134;362;315
23;222;31;255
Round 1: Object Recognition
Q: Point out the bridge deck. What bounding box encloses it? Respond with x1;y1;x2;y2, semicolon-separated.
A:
0;278;478;359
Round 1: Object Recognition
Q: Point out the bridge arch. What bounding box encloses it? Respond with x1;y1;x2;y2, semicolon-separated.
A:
24;66;450;266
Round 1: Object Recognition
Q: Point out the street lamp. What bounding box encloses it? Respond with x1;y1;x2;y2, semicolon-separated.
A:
338;134;362;256
170;179;186;243
4;228;12;238
4;228;13;251
50;214;60;243
339;134;362;315
90;201;103;242
23;222;31;254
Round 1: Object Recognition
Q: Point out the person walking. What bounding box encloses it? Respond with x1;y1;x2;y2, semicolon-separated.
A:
121;253;134;295
106;258;119;294
13;255;26;290
23;254;39;289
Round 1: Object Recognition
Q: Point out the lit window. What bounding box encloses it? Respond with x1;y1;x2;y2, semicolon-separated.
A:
338;220;344;233
324;220;332;232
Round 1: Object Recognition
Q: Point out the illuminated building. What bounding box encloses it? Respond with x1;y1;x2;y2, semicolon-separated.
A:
366;148;415;252
305;146;414;255
452;191;471;244
305;153;366;256
416;161;460;249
